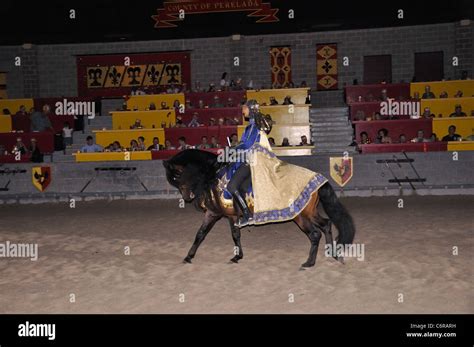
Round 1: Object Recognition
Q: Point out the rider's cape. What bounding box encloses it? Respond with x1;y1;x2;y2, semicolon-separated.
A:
248;132;327;225
221;117;327;225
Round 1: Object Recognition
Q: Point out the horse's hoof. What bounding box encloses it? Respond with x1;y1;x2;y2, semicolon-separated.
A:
301;262;315;268
298;267;306;271
183;257;192;264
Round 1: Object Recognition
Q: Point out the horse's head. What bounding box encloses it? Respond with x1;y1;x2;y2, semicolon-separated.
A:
163;149;219;203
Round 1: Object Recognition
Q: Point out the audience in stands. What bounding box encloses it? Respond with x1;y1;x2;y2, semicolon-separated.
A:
282;96;294;105
449;105;467;117
375;128;392;144
31;105;54;132
13;137;27;155
430;133;438;142
359;131;372;144
380;89;388;101
197;100;205;109
164;139;176;150
441;125;462;141
299;135;312;146
29;138;43;163
439;91;448;98
422;107;435;119
208;118;216;126
281;137;290;147
412;92;420;101
212;95;224;108
15;105;28;116
226;98;234;107
411;130;428;143
268;137;276;147
454;90;463;98
131;119;143;129
229;133;239;146
129;139;139;151
160;101;169;110
177;136;191;150
148;102;157;110
62;122;74;148
137;136;146;151
188;113;202;127
2;108;10;115
81;136;103;153
197;136;211;149
210;136;221;148
147;137;164;151
269;96;279;105
399;134;407;144
422;86;435;99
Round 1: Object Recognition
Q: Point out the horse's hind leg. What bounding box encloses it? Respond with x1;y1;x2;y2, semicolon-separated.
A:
184;211;221;263
294;215;322;268
228;217;243;263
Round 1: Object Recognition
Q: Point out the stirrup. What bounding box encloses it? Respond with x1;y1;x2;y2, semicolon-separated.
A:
235;216;255;228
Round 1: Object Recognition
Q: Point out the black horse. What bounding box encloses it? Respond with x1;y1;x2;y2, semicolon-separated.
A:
163;149;355;268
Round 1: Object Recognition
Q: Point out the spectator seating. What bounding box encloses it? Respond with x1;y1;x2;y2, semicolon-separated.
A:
164;125;237;148
111;110;176;129
74;151;152;162
11;114;75;133
0;115;12;132
432;117;474;140
184;91;246;108
34;97;97;115
0;131;54;153
353;119;432;143
0;153;31;163
410;80;474;98
238;124;310;147
126;93;185;110
420;97;474;118
359;142;447;153
447;141;474;151
345;83;410;104
260;105;310;124
150;148;221;160
247;88;310;105
272;146;313;156
181;107;242;125
349;101;412;121
0;98;34;114
93;129;166;148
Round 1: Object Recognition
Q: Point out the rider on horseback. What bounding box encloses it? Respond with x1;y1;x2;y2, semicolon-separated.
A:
227;99;262;228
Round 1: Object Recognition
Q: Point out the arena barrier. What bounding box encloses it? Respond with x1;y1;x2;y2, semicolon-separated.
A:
259;105;310;124
353;119;432;143
111;110;176;129
0;131;55;153
94;129;166;148
432;117;474;139
126;93;185;111
247;88;310;105
420;97;474;118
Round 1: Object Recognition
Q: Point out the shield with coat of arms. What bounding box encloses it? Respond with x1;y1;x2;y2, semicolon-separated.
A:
329;157;353;187
32;166;51;192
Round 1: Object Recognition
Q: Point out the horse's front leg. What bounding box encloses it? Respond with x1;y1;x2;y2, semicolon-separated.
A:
228;217;243;263
184;211;221;263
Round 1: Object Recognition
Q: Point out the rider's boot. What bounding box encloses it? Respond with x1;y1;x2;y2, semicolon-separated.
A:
232;190;254;228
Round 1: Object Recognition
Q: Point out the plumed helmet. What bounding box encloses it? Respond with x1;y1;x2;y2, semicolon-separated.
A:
245;99;259;111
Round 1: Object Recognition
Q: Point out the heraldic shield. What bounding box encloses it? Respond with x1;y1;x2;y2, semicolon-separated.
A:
32;166;51;192
329;157;353;187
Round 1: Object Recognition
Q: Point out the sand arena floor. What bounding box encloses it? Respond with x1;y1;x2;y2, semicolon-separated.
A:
0;196;472;313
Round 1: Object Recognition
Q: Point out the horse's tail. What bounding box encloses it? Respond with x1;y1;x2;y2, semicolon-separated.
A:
318;182;355;245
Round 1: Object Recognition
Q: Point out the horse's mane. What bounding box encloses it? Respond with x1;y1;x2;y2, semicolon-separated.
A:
167;149;224;213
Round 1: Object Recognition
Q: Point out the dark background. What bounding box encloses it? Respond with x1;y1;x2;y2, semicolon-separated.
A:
0;0;472;45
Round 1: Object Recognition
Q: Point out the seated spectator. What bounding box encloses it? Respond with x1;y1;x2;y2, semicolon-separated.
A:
411;130;428;143
439;91;449;98
164;139;176;150
112;141;122;152
2;108;10;115
208;118;216;126
305;91;311;104
178;136;191;150
281;138;290;147
449;105;467;117
374;112;383;120
121;102;130;111
375;128;392;144
268;137;276;147
233;78;244;91
210;136;221;148
380;89;388;101
399;134;407;144
229;133;239;146
454;90;463;98
422;85;435;99
13;137;27;155
299;135;311;146
300;81;308;88
175;115;185;128
441;125;462;141
359;131;372;144
220;72;228;90
412;91;420;101
197;136;211;149
429;133;438;142
208;83;217;92
147;137;164;151
282;96;294;105
422;107;435;119
129;139;139;151
148;102;157;110
288;81;295;88
137;136;146;151
185;99;193;109
198;100;205;109
188;113;202;127
212;95;224;108
30;105;53;132
29;138;43;163
81;136;102;152
226;98;234;107
269;96;279;105
218;117;225;126
62;122;73;148
161;121;167;129
160;101;169;110
131;119;143;129
173;100;182;112
29;107;36;114
15;105;28;116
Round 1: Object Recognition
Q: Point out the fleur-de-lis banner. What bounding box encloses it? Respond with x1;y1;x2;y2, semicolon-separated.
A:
76;52;191;97
316;44;338;91
270;46;291;89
